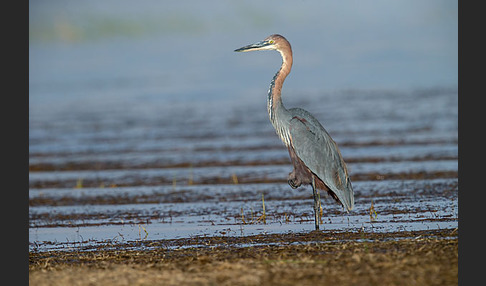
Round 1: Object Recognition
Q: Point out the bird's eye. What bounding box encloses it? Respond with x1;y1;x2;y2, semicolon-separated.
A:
269;40;274;44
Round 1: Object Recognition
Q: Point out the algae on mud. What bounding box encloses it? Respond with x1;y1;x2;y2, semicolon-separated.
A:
30;229;457;286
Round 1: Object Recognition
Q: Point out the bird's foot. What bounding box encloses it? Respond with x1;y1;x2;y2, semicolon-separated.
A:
287;172;301;189
288;179;297;189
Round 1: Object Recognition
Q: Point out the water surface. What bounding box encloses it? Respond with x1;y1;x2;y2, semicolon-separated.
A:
29;1;458;252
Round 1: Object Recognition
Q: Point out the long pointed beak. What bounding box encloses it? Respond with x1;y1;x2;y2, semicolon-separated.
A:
234;40;272;52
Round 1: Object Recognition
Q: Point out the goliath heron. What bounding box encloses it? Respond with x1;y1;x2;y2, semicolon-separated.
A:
235;34;354;230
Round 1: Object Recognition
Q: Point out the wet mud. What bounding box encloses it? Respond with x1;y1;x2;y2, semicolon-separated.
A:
30;230;457;285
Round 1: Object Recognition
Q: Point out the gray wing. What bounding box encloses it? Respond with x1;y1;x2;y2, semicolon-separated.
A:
288;108;354;211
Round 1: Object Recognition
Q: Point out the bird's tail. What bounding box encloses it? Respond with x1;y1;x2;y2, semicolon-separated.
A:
329;179;354;212
341;179;354;212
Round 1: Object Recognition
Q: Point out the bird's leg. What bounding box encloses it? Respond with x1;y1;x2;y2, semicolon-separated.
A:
312;176;320;230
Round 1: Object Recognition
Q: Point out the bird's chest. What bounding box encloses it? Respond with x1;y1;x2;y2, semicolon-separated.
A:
270;117;292;147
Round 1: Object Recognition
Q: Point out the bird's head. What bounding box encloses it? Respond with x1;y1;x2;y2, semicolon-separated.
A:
234;34;289;53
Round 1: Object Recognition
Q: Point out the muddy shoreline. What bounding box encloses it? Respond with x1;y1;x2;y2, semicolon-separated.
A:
30;229;458;285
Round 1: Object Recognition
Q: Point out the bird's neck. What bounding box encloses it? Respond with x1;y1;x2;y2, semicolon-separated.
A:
267;49;292;119
268;48;293;145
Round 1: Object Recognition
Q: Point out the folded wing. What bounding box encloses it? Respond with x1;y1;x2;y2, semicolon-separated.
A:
288;108;354;211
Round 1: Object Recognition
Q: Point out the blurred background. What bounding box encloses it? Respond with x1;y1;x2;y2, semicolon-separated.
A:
29;0;457;118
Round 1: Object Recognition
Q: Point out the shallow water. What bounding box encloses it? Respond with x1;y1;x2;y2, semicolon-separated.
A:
29;1;457;252
29;75;458;253
29;174;458;252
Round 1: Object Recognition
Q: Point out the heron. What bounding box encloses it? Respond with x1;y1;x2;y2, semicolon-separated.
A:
235;34;354;230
